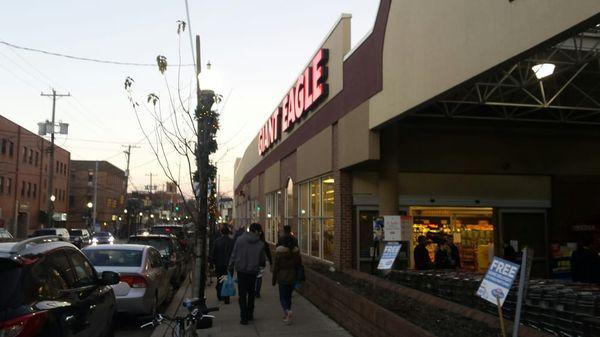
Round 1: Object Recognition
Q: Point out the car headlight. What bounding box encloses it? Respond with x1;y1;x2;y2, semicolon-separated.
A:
92;238;98;245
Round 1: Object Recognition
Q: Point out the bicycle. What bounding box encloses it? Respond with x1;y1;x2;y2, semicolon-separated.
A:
141;298;219;337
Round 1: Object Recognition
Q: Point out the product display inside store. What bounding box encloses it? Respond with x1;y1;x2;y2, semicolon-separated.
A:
409;207;494;272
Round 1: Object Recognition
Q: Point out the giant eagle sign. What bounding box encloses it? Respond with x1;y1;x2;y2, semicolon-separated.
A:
258;49;329;156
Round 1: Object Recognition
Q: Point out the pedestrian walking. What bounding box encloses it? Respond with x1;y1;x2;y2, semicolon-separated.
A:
233;225;246;242
255;229;272;298
414;235;433;270
228;223;266;325
209;224;234;304
272;235;302;325
276;225;298;248
434;238;452;269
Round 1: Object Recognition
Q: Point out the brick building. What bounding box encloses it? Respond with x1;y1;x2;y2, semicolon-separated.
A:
68;160;126;233
233;1;600;279
0;115;70;238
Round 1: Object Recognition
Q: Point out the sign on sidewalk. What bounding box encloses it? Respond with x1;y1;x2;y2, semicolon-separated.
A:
476;257;520;307
377;242;401;270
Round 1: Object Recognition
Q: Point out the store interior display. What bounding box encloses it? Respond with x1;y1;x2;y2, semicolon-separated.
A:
410;207;494;271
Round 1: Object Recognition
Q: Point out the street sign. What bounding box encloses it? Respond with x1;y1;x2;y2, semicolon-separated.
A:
384;215;401;241
377;242;401;270
476;257;520;307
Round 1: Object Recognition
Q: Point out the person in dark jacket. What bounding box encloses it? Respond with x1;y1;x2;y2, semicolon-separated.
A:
414;235;433;270
209;225;234;304
255;229;272;298
272;235;302;325
571;238;600;283
448;236;461;269
228;223;266;325
233;225;246;242
276;225;298;248
435;238;452;269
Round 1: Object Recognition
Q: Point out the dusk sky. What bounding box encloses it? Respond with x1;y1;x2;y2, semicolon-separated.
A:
0;0;380;197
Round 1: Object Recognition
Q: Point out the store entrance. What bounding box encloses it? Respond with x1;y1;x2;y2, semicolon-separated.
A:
409;207;494;272
356;208;378;272
500;210;548;277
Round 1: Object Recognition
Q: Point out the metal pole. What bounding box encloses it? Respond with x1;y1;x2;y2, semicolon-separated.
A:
47;90;56;227
92;161;98;230
41;89;69;227
512;248;529;337
192;34;203;299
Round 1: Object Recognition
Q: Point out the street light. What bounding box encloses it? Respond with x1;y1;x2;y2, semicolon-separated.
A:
86;202;93;209
50;195;56;202
150;214;154;219
123;209;128;214
139;212;143;217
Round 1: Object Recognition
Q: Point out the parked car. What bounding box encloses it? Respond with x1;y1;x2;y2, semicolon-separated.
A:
69;228;92;248
127;234;187;287
31;227;70;241
0;228;14;242
82;244;171;316
92;231;116;245
0;236;119;337
151;224;192;273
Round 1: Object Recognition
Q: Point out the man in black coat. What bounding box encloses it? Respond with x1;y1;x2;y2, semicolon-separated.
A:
414;235;433;270
210;224;235;303
571;238;600;283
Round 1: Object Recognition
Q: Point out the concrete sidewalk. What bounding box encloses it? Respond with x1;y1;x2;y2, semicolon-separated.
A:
158;270;351;337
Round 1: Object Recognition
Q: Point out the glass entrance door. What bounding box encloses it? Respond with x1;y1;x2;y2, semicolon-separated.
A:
356;208;378;272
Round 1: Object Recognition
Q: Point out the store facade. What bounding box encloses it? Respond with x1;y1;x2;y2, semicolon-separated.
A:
234;0;600;277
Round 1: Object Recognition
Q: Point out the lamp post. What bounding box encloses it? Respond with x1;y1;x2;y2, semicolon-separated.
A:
86;202;93;230
48;195;56;227
138;212;143;232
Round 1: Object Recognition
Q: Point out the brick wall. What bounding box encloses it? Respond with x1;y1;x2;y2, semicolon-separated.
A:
332;123;354;269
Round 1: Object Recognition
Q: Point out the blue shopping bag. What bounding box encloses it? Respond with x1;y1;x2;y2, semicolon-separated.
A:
221;272;236;297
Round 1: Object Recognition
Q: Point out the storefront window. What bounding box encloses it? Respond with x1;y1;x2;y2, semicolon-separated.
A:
298;183;309;254
410;207;494;272
322;177;335;261
295;175;335;261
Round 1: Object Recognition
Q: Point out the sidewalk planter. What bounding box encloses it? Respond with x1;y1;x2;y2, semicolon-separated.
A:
300;266;552;337
298;267;433;337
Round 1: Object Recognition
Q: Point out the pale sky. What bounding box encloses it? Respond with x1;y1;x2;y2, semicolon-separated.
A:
0;0;380;198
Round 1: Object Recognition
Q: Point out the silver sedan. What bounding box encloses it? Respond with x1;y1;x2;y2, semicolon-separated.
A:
83;244;172;316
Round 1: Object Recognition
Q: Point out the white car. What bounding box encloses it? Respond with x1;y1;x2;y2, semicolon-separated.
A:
83;244;172;316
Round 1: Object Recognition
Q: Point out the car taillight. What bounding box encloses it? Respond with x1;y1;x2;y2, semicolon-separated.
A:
120;275;147;288
0;311;48;337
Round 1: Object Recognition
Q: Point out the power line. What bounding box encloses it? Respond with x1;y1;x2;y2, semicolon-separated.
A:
0;40;194;67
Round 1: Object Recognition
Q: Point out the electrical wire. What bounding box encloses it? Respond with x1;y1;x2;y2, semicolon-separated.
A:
0;40;194;67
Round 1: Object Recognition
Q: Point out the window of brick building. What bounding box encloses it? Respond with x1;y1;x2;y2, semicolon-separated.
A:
1;139;6;155
28;149;33;164
0;177;4;194
35;151;39;166
21;181;25;197
27;182;31;198
7;178;11;194
22;147;27;163
8;141;14;157
33;184;37;198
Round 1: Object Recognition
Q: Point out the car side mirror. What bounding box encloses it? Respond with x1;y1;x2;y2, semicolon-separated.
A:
99;271;120;285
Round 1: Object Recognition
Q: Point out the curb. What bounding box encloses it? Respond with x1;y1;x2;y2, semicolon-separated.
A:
150;274;192;337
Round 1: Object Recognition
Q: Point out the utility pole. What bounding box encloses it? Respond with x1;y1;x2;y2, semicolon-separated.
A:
92;160;98;231
40;89;70;227
146;172;157;194
122;145;139;236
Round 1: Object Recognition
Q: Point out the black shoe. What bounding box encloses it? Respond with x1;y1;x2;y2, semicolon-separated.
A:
240;319;248;325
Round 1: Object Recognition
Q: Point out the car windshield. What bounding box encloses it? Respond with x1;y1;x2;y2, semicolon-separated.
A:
94;232;110;237
151;227;184;238
128;238;170;256
33;229;56;235
70;229;83;236
84;249;143;267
